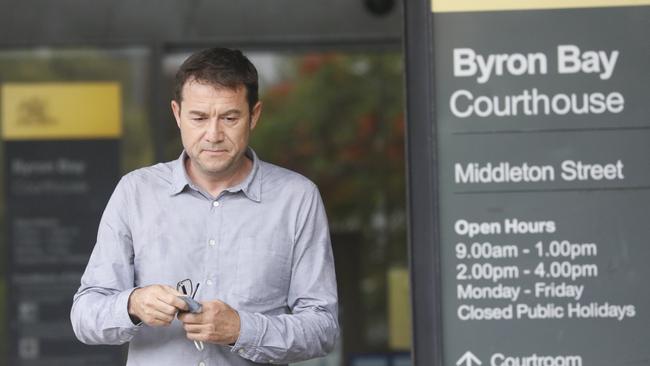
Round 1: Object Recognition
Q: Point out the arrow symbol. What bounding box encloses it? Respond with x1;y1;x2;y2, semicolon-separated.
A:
456;351;481;366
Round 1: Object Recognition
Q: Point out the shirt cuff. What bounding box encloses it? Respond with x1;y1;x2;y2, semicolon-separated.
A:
230;310;262;360
111;287;143;329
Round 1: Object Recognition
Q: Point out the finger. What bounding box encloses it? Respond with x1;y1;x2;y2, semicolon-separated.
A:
161;285;184;297
183;323;207;334
186;332;209;342
153;300;179;316
178;312;203;324
157;292;189;311
172;296;190;312
144;309;175;325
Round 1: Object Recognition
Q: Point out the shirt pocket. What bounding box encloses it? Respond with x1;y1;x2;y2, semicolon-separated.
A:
233;236;291;306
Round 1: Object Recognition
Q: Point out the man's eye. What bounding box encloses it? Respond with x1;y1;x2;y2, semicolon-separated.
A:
224;117;238;123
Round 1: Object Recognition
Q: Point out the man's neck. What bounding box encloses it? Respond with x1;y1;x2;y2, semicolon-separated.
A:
185;156;253;198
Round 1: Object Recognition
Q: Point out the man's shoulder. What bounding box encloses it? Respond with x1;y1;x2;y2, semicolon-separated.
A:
120;160;176;188
259;160;318;193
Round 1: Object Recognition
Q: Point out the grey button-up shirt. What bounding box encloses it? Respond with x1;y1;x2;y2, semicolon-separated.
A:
71;149;339;365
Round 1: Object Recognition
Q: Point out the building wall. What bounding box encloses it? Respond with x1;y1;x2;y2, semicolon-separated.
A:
1;0;402;45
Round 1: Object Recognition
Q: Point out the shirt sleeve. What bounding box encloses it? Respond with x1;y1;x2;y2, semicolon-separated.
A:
230;183;339;364
70;175;142;345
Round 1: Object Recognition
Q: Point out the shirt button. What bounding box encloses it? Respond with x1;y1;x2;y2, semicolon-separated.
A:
206;279;213;286
238;349;245;355
212;201;220;207
208;239;216;246
199;362;206;366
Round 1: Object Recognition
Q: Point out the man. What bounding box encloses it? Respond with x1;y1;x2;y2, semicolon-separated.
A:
71;47;339;365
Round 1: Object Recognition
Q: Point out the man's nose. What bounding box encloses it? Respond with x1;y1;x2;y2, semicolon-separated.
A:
205;119;224;141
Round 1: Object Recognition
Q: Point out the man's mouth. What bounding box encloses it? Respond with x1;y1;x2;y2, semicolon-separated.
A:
202;148;228;155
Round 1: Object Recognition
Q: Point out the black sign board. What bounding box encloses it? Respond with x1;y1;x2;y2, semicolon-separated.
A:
405;2;650;366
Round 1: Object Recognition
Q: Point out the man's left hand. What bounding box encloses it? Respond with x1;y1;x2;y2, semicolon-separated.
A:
178;300;241;345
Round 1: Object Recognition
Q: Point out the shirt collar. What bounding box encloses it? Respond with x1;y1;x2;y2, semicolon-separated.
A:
169;148;262;202
169;151;192;196
226;147;262;202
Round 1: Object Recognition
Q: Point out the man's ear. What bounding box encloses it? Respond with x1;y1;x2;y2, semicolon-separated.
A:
171;100;182;128
249;101;262;130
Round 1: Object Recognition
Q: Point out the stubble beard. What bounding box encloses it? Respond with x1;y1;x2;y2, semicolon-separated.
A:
192;148;245;179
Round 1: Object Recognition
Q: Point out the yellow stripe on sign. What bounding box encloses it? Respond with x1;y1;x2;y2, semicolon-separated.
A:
2;82;122;140
388;267;412;350
432;0;650;12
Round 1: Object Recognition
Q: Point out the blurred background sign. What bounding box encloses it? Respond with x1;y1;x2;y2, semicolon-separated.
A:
3;82;122;365
2;83;121;140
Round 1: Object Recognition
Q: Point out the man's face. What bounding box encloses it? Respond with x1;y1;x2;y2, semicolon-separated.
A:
171;79;261;181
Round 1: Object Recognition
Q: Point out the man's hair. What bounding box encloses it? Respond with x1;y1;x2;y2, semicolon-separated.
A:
173;47;259;110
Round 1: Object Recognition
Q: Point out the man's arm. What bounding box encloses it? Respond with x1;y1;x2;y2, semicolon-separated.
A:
70;176;141;345
180;183;339;363
70;176;189;345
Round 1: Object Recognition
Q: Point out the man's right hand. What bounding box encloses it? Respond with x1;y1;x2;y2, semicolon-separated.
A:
127;285;188;326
